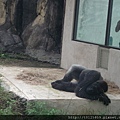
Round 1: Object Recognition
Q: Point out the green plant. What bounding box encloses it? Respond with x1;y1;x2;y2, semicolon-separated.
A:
0;85;22;115
26;101;64;115
0;53;9;59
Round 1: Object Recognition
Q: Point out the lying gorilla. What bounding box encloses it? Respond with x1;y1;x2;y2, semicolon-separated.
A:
51;64;111;106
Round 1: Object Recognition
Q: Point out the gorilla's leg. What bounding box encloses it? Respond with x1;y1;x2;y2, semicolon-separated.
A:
75;70;102;98
86;80;108;95
51;81;78;92
53;64;86;84
77;70;101;88
63;64;86;82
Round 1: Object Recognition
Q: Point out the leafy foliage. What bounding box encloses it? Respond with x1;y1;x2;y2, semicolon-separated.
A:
0;85;21;115
0;80;64;115
26;101;64;115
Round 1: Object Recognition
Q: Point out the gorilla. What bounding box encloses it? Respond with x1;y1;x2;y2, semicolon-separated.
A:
51;64;111;106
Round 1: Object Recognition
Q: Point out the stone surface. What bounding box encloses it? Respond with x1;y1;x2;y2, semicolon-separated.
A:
0;0;24;53
0;64;120;115
0;0;6;25
22;0;64;64
0;30;24;52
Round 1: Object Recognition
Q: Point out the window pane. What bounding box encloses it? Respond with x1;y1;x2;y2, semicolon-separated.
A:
75;0;109;45
109;0;120;48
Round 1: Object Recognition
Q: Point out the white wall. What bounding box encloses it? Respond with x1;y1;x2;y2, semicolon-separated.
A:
61;0;120;87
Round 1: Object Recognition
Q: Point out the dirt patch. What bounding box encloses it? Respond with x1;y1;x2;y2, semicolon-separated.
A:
17;72;48;85
16;69;66;85
16;70;120;95
105;80;120;94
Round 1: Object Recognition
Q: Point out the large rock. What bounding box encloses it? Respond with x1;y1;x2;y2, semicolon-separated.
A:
0;0;6;25
0;0;24;53
0;0;64;64
22;0;63;51
22;0;64;64
0;30;24;52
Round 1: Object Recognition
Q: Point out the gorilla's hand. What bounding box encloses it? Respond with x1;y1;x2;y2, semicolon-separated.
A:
98;94;111;106
51;80;64;91
51;80;77;92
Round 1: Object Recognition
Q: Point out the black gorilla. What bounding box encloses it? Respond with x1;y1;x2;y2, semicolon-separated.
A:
51;64;111;106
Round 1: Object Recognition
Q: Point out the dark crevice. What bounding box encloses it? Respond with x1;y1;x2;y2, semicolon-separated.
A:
22;0;38;30
14;0;23;35
14;0;38;35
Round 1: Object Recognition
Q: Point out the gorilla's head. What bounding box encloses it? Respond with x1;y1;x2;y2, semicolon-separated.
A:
96;80;108;92
75;80;108;98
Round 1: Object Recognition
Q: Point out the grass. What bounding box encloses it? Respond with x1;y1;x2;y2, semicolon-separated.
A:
0;82;20;115
0;51;26;59
26;101;64;115
0;86;64;115
0;79;64;115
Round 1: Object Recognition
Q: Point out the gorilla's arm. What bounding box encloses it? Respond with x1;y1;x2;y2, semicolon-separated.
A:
74;70;101;98
51;81;78;92
98;93;111;105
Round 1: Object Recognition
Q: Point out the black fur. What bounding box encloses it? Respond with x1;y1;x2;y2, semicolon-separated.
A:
51;65;111;106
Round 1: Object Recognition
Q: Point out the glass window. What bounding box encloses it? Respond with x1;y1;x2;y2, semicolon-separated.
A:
75;0;109;45
109;0;120;48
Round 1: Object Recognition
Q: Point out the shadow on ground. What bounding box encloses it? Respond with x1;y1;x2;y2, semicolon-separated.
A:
0;57;60;68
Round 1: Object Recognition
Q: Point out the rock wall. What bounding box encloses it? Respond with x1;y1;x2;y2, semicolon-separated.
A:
0;0;6;25
0;0;64;64
0;0;24;53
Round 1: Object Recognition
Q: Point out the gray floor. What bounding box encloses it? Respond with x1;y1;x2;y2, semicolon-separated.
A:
0;65;120;115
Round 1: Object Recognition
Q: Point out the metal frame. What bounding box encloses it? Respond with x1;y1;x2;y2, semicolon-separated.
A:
73;0;120;50
105;0;113;45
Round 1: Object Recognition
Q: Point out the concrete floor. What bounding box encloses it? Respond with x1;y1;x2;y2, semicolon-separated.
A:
0;64;120;115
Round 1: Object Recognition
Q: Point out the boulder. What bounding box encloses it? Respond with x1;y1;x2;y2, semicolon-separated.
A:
0;0;64;64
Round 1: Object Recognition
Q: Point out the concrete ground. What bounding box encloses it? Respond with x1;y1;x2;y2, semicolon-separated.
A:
0;59;120;115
